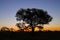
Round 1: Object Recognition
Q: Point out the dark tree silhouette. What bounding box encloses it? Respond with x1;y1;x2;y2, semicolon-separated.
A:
15;8;53;32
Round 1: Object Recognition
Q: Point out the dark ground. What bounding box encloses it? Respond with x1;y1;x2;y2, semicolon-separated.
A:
0;31;60;40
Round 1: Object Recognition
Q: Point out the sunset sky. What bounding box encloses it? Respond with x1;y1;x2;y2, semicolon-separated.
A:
0;0;60;31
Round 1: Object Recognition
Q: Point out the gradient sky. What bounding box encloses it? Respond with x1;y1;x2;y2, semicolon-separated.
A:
0;0;60;30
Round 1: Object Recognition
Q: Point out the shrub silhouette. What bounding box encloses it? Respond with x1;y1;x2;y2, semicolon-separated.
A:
1;27;10;31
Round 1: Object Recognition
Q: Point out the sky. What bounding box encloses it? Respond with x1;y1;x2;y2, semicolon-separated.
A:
0;0;60;30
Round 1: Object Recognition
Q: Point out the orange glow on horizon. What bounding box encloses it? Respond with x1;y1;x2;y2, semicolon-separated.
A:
12;26;60;32
43;27;60;31
0;26;60;32
34;27;40;32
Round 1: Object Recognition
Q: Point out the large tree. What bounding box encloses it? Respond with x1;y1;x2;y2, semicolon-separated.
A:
15;8;53;32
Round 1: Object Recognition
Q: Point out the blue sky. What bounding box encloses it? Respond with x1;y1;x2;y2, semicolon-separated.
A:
0;0;60;28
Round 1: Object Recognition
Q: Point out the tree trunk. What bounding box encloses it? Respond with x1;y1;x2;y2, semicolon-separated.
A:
32;26;34;33
30;23;34;32
30;23;34;36
31;25;34;36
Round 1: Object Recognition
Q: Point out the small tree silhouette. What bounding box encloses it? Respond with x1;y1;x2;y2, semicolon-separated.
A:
15;8;53;32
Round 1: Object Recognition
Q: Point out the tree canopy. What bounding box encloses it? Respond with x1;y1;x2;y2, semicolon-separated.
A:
16;8;53;25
